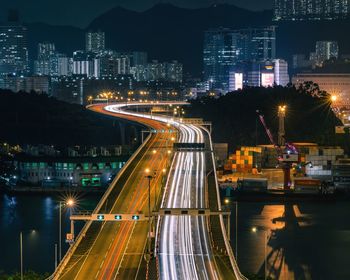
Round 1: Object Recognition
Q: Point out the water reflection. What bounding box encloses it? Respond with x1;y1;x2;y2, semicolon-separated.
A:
232;201;350;280
0;193;100;273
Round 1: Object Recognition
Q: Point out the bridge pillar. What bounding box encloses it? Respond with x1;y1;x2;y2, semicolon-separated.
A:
118;122;126;145
227;214;230;241
70;220;75;241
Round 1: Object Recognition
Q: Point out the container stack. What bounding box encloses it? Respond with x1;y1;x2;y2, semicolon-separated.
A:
225;146;262;173
305;147;344;177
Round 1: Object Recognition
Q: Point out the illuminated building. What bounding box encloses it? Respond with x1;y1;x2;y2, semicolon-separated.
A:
86;31;105;53
274;0;349;21
315;41;339;65
292;73;350;107
228;59;289;91
14;146;128;188
203;27;276;92
273;59;290;86
34;42;56;76
0;10;28;75
1;75;50;94
97;50;130;77
72;51;98;77
131;60;182;82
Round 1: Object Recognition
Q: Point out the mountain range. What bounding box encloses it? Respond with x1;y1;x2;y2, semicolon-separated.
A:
26;3;350;77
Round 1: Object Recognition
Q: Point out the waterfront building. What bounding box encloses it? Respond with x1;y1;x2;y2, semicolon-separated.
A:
15;155;127;188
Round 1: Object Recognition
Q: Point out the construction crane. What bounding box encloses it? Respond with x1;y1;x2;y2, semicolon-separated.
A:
256;108;299;190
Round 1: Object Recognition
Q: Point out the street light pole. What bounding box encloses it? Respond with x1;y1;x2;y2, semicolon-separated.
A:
264;231;267;280
59;201;62;262
20;231;23;280
147;175;152;256
55;243;58;269
58;199;75;264
235;201;238;261
252;227;268;280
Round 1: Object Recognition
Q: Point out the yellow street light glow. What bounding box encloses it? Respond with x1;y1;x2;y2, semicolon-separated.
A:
278;105;286;112
162;168;166;173
224;198;229;204
251;227;257;233
66;199;75;207
152;149;157;154
331;95;337;102
171;137;175;141
145;168;150;174
167;150;171;154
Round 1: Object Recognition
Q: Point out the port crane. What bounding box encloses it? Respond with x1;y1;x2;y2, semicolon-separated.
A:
256;109;299;190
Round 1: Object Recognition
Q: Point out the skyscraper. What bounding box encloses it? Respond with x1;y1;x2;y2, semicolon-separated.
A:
203;28;245;90
0;11;28;75
203;27;276;91
274;0;349;21
86;31;105;53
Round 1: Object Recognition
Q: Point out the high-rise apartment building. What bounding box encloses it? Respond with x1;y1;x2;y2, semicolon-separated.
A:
72;51;98;77
86;31;105;53
0;11;29;75
203;27;276;91
51;53;72;76
315;41;339;64
34;42;56;76
97;51;131;77
131;60;182;82
274;0;349;21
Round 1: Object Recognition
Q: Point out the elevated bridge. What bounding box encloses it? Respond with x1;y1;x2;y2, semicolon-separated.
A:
51;101;246;280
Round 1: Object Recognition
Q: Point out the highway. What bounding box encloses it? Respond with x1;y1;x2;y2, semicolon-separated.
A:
105;103;231;279
54;101;243;280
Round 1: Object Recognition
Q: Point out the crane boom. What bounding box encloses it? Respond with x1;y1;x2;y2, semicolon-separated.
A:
256;110;277;148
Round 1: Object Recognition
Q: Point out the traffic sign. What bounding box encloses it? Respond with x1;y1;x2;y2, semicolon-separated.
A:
97;214;104;221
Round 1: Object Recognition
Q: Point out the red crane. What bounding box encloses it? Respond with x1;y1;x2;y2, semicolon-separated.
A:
256;110;298;190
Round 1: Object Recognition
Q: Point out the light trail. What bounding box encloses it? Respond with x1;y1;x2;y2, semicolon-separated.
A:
105;103;218;280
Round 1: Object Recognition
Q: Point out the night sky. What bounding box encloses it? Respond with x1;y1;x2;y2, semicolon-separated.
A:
0;0;273;27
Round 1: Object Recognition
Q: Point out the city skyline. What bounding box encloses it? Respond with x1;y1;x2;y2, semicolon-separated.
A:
0;0;273;27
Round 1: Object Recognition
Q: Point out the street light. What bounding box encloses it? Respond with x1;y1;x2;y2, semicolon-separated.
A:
144;169;155;264
20;229;37;280
251;226;269;280
58;199;75;262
